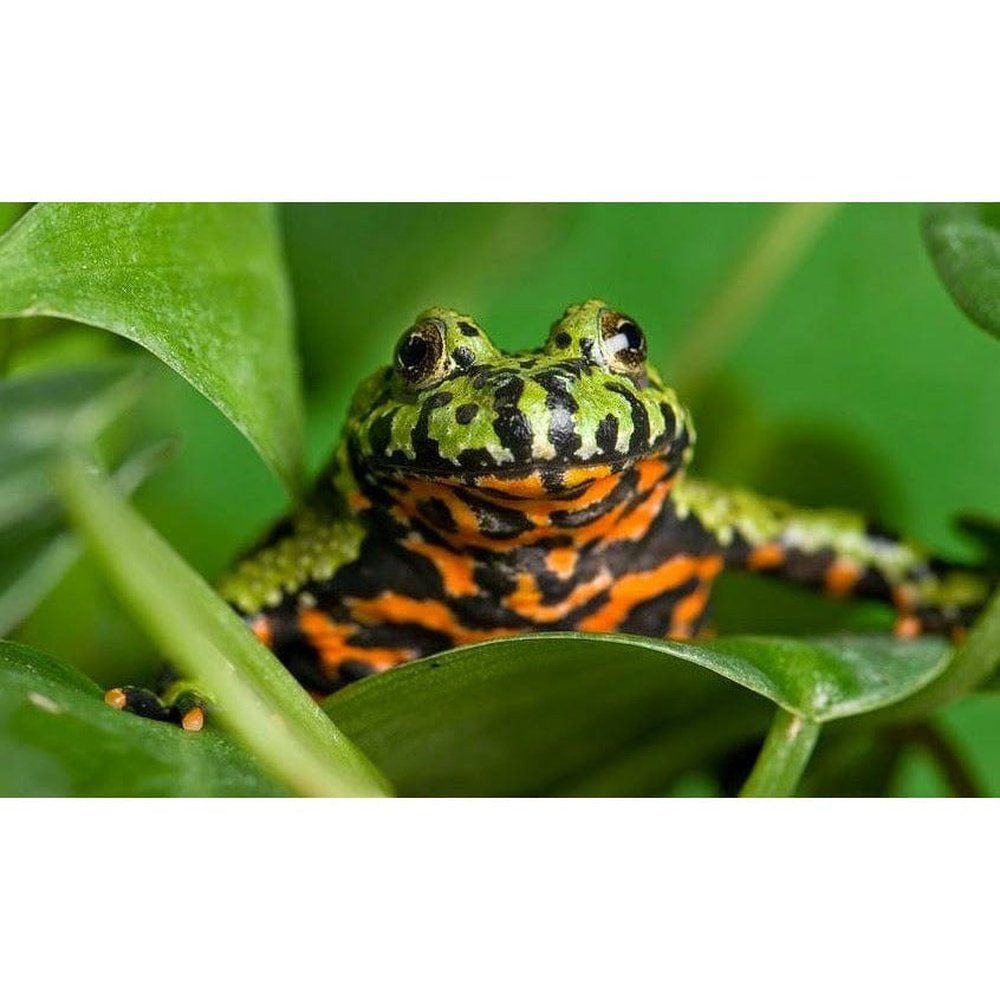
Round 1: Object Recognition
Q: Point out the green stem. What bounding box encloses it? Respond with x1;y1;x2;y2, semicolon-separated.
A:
56;448;391;798
739;708;820;797
674;203;839;395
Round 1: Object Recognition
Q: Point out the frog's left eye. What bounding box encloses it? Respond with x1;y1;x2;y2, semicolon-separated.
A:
394;318;448;388
600;311;647;372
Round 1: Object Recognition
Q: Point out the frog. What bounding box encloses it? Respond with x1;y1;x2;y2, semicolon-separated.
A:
106;300;993;730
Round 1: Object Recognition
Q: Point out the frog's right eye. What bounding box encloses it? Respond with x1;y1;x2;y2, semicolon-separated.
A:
394;319;448;387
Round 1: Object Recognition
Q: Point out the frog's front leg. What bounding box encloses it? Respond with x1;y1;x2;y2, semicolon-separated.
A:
672;477;993;637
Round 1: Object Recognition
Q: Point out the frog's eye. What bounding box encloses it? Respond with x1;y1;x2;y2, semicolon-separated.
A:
394;318;448;387
599;310;647;372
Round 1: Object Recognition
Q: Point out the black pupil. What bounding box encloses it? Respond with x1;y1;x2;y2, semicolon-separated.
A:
398;334;430;370
617;321;643;351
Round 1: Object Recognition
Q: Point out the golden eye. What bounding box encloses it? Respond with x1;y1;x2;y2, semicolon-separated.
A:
599;311;647;371
394;318;448;387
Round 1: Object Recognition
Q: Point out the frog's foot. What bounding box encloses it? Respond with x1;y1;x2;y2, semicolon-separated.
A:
104;683;207;732
893;603;980;644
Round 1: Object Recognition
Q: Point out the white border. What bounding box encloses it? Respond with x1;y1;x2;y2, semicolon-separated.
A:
3;799;999;997
4;2;999;199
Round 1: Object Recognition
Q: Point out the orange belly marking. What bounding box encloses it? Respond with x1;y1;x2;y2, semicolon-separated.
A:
298;607;413;673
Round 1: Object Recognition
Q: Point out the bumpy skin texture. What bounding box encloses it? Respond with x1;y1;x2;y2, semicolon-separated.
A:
218;300;992;694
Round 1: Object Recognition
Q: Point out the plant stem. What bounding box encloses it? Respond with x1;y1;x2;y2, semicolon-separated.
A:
739;708;820;797
673;203;839;395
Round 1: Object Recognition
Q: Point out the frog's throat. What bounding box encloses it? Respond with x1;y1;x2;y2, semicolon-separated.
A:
364;454;681;552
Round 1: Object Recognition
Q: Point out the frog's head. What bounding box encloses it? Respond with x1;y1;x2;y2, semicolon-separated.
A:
347;300;694;499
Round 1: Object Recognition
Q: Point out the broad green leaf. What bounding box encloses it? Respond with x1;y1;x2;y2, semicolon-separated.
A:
324;632;946;796
923;203;1000;339
0;203;306;494
57;449;390;797
0;640;281;796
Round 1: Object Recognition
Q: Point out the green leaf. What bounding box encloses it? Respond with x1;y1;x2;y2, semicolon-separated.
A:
0;203;306;494
324;632;947;796
56;449;390;797
0;640;281;796
699;633;948;720
923;203;1000;339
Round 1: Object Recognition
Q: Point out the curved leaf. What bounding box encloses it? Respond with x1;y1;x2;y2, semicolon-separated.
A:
923;203;1000;339
0;203;306;494
325;631;946;796
0;640;281;796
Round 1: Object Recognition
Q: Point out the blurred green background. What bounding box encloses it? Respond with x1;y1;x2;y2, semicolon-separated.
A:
6;203;999;794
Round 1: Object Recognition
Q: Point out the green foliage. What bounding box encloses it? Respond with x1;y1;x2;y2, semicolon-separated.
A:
0;640;280;796
923;204;1000;339
0;203;306;494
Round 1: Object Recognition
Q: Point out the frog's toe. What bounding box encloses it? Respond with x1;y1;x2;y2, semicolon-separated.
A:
104;684;207;730
105;685;174;722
